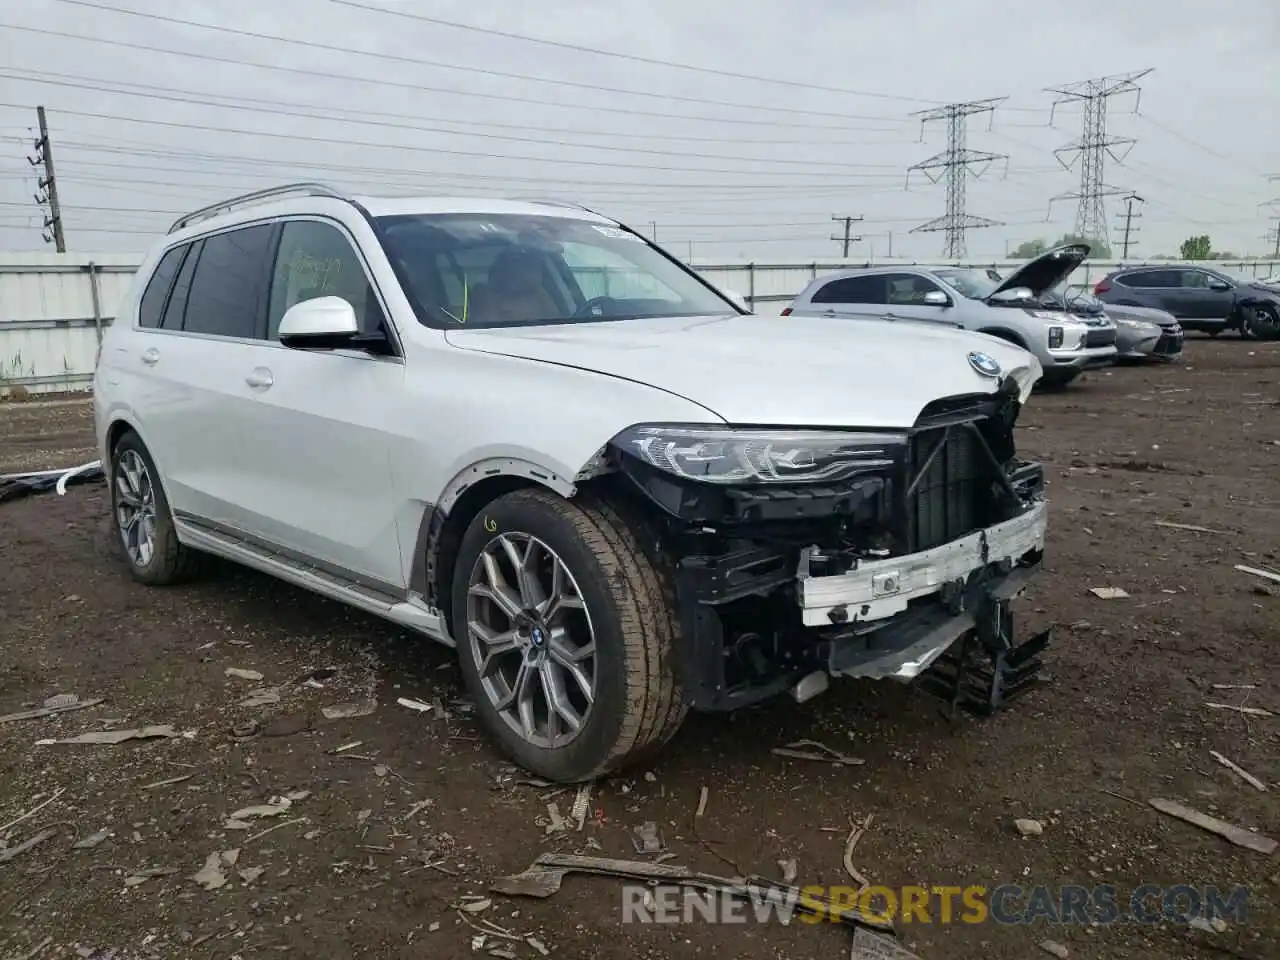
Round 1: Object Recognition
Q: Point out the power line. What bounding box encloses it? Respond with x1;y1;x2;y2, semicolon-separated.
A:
906;98;1008;259
0;75;908;171
0;68;912;147
830;214;864;257
320;0;941;105
0;104;914;179
1046;69;1152;244
0;23;887;133
38;3;919;125
1134;112;1271;178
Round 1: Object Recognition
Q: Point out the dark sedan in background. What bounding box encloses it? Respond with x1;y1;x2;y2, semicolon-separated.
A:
1050;283;1184;361
1092;266;1280;340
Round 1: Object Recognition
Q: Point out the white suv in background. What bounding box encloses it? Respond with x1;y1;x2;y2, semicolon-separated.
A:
95;184;1052;782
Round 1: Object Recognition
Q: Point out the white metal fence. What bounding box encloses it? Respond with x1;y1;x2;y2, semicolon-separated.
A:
3;252;1278;394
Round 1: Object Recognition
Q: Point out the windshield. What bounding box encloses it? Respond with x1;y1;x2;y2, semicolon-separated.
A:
376;213;735;328
933;269;1000;300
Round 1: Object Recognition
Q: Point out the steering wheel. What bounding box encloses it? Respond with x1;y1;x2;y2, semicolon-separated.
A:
572;296;615;318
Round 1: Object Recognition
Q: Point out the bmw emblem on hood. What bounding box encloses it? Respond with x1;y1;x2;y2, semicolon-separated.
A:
967;352;1002;379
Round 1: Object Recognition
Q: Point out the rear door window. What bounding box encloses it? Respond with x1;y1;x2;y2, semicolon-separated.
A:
182;225;276;339
811;275;886;304
137;245;185;329
1123;270;1177;288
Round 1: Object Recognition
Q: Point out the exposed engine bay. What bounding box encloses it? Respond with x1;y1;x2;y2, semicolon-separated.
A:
604;378;1050;714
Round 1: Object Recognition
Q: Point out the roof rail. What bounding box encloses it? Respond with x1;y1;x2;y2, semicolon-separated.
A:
504;196;593;212
168;182;349;234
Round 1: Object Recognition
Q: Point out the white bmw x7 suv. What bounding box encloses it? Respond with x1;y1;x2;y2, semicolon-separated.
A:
95;183;1052;783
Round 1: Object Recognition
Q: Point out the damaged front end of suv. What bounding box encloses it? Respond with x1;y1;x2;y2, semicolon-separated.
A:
604;375;1050;717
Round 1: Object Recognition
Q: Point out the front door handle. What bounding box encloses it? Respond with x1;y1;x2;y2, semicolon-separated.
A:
140;347;160;365
245;367;274;389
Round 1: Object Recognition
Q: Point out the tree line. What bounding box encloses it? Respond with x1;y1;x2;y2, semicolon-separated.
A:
1008;234;1240;262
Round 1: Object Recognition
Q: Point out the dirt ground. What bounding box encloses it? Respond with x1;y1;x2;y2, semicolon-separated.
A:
1;340;1277;960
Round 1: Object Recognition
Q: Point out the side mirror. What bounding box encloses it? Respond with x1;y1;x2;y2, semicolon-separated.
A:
1208;279;1231;291
722;290;750;312
278;296;388;353
923;290;951;306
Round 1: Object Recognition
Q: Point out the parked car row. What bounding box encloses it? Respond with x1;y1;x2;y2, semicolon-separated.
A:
782;244;1122;387
1093;265;1280;340
778;244;1280;389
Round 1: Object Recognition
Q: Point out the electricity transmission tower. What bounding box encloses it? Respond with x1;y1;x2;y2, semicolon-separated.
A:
830;214;864;258
1114;193;1143;259
1046;70;1152;246
906;98;1008;260
26;105;65;252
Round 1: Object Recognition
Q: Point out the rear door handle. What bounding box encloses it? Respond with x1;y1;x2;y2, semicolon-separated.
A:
140;347;160;365
245;367;274;389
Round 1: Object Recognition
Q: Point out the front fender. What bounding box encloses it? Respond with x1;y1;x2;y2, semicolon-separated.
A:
404;454;588;600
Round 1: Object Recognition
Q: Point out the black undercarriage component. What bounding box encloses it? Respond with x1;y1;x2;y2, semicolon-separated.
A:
613;391;1047;712
918;595;1051;715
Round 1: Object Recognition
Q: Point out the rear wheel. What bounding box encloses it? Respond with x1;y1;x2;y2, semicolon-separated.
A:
451;488;686;782
109;431;201;585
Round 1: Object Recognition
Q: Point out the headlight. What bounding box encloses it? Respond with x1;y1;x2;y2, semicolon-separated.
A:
1048;326;1064;349
612;425;906;485
1117;319;1158;333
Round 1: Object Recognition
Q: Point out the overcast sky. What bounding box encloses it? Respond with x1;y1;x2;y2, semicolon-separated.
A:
0;0;1277;263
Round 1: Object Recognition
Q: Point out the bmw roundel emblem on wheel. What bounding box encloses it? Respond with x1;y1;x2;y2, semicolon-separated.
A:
967;351;1002;378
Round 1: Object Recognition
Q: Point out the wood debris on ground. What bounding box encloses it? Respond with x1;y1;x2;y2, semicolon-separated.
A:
770;739;864;766
1209;750;1268;791
1235;564;1280;585
1088;586;1130;600
1148;798;1277;854
35;725;184;746
1205;702;1275;718
0;696;105;725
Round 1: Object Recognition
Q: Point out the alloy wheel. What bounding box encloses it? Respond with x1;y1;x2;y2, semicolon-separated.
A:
466;532;598;749
114;449;157;568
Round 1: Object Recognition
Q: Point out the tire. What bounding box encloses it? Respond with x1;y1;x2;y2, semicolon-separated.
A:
1240;304;1280;341
1038;369;1080;390
109;431;201;585
451;487;686;782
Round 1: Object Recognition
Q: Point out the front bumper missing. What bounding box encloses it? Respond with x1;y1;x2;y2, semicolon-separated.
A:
796;501;1048;629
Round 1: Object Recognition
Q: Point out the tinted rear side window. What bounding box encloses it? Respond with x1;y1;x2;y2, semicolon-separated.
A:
811;275;886;304
1121;270;1176;288
138;245;185;328
162;241;200;330
183;225;276;339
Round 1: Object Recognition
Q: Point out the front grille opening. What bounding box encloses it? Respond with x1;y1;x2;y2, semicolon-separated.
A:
906;424;1000;552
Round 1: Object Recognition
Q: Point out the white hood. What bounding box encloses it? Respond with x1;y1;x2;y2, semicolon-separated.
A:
445;313;1041;429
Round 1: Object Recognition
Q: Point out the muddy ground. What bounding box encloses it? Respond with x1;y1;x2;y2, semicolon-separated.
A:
1;340;1277;960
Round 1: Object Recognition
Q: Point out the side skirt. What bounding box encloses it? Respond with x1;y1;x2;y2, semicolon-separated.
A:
173;515;454;645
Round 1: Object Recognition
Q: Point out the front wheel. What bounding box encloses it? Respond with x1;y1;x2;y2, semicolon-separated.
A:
1240;304;1280;341
451;488;686;782
1038;368;1080;390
